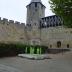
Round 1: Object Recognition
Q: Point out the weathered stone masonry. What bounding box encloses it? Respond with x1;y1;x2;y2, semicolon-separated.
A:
0;0;72;48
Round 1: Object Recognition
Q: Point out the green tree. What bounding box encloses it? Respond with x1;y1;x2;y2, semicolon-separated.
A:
49;0;72;27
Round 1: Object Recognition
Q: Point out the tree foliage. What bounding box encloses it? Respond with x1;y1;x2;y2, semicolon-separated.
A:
49;0;72;27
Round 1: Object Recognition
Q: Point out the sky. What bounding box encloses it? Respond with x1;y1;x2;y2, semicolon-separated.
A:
0;0;54;23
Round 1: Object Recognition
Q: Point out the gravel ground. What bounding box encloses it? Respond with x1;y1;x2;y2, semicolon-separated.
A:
0;51;72;72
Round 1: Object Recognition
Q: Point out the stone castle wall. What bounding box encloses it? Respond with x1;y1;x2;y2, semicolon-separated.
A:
0;17;72;48
0;17;27;44
41;26;72;48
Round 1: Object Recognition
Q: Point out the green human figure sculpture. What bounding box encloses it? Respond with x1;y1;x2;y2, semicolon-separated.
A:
30;47;34;54
37;48;40;54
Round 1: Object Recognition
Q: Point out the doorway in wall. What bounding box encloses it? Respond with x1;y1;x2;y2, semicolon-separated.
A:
67;44;69;48
57;41;61;48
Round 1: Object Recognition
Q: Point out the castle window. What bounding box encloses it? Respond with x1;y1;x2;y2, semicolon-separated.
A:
35;3;37;7
57;41;61;48
67;44;69;48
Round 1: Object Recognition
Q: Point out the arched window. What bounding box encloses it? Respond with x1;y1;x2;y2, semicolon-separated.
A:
35;3;37;7
57;41;61;48
67;44;69;48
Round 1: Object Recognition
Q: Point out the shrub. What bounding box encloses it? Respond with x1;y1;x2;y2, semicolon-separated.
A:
0;43;48;57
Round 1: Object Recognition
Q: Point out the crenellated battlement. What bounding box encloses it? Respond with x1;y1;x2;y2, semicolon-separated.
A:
9;20;14;24
0;17;25;26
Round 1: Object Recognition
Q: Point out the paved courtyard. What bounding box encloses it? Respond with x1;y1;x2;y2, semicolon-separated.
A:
0;64;22;72
0;51;72;72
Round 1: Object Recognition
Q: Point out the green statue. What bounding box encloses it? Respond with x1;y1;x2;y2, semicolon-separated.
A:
30;47;34;54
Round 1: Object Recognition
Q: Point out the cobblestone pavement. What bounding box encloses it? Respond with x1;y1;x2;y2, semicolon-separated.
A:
0;51;72;72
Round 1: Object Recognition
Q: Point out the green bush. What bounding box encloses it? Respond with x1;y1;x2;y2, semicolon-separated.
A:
0;43;48;57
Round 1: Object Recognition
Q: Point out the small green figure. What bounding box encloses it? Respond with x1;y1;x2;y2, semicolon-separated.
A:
37;47;40;54
30;47;34;54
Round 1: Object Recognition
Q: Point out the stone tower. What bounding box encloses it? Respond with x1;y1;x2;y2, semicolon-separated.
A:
26;0;46;28
26;0;46;45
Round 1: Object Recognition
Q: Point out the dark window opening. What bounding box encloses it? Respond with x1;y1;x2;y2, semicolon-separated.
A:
57;41;61;48
35;3;37;7
67;44;69;48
